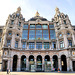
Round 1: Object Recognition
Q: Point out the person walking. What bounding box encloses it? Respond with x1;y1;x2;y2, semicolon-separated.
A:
7;68;9;74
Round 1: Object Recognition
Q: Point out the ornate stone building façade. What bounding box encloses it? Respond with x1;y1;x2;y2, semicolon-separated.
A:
0;7;75;72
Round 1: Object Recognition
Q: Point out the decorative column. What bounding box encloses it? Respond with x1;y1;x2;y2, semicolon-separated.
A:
58;58;61;71
18;38;22;48
56;38;60;49
10;57;13;71
63;34;68;48
35;41;36;50
50;58;53;71
72;33;75;46
42;42;44;50
67;57;70;71
11;33;15;48
26;57;29;71
70;59;73;71
42;57;45;71
34;57;36;71
7;59;10;69
17;57;21;71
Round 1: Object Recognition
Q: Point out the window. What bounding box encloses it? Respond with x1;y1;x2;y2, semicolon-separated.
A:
49;25;54;29
17;34;19;36
36;42;42;49
29;30;35;40
43;30;49;40
22;30;28;39
42;25;48;29
22;42;26;48
9;32;12;35
50;30;56;39
36;24;42;29
44;42;49;49
19;22;21;26
0;38;1;42
23;24;28;29
67;32;70;35
60;41;64;48
7;40;11;47
15;41;18;48
29;42;35;49
30;25;35;29
11;20;14;25
0;29;2;32
36;30;42;39
68;40;72;47
52;42;56;49
59;33;62;37
64;20;66;24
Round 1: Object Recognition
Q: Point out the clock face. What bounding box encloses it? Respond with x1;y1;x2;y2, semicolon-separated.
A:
4;51;7;56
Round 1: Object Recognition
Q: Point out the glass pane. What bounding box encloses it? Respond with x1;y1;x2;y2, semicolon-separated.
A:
50;30;56;39
23;25;28;29
29;42;35;49
22;42;26;48
49;25;54;29
30;25;35;29
36;25;42;29
36;42;42;49
44;42;49;49
22;30;28;39
42;25;48;29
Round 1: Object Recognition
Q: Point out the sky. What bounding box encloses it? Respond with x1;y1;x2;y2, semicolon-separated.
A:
0;0;75;26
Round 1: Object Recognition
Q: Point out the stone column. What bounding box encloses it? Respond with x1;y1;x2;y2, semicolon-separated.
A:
17;58;21;71
42;57;45;71
72;33;75;46
35;41;36;50
42;42;44;50
58;58;61;71
11;33;15;48
50;58;53;71
70;59;73;71
26;57;29;71
3;33;7;47
34;57;36;71
7;59;10;69
10;58;13;71
67;57;70;71
56;38;60;49
18;38;22;48
63;34;68;48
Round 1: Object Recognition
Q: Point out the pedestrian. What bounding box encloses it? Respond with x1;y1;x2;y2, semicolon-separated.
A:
58;68;60;72
7;68;9;74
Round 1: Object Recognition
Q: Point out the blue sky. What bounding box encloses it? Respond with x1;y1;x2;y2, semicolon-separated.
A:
0;0;75;25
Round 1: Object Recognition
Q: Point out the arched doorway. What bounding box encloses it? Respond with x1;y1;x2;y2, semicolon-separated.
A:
53;55;58;71
29;55;35;71
45;55;51;71
61;55;67;71
13;55;18;71
21;55;26;71
37;55;42;71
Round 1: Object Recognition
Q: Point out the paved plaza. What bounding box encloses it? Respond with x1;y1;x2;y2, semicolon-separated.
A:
0;72;75;75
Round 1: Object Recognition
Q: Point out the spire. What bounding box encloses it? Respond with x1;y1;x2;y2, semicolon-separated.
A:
55;7;60;13
35;11;40;16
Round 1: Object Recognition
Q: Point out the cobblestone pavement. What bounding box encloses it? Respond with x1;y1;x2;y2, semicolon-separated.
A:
0;72;75;75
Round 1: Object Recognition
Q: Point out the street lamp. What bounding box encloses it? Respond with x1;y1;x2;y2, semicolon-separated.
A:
61;61;64;66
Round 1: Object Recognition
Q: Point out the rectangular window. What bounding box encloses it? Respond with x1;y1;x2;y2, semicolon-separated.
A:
22;42;26;48
19;22;21;26
36;30;42;39
0;38;1;42
23;24;28;29
43;30;49;40
68;40;72;47
44;42;49;49
49;25;54;29
50;30;56;39
7;40;11;47
42;25;48;29
22;30;28;39
36;25;42;29
15;41;18;48
52;42;56;49
30;25;35;29
29;30;35;40
64;20;66;24
36;42;42;49
60;41;64;48
29;42;35;49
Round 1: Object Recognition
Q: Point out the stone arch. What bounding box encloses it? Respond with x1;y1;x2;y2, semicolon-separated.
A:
12;55;18;71
21;55;26;71
61;55;67;71
52;55;58;71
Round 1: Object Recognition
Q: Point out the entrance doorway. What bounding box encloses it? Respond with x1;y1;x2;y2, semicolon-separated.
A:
61;55;67;71
29;55;35;71
53;55;58;71
73;61;75;71
45;55;51;71
2;60;7;71
37;55;42;71
13;55;18;71
21;55;26;71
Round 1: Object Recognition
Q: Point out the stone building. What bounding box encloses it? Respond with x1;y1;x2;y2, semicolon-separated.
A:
0;7;75;72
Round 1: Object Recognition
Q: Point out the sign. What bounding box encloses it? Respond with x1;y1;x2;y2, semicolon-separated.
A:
47;61;51;64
